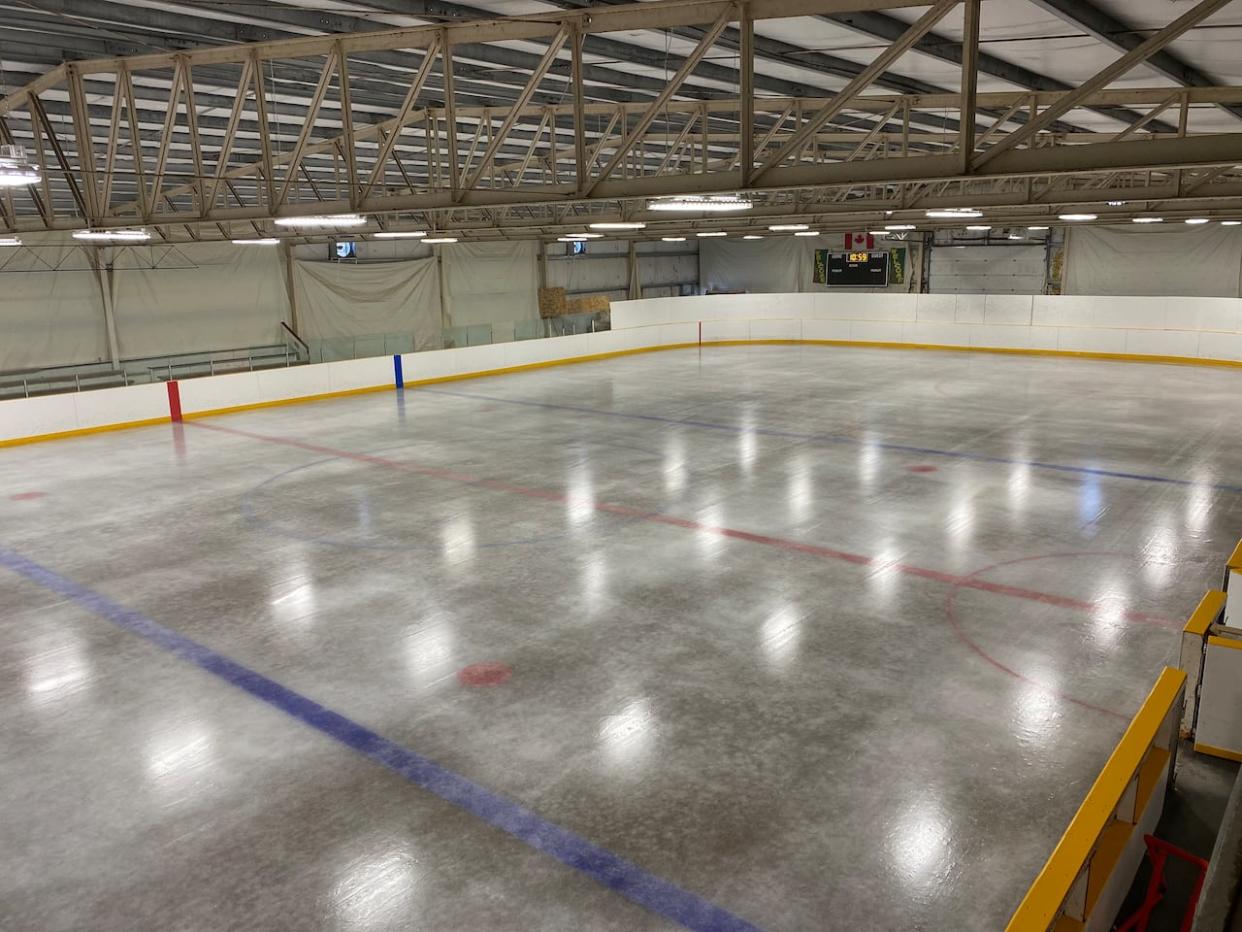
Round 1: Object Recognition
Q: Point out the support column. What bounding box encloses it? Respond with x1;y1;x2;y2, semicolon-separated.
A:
627;240;641;300
93;246;121;368
280;241;300;333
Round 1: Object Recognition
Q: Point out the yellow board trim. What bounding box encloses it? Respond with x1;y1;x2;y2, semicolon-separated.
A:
1194;742;1242;763
1207;634;1242;652
3;337;1241;448
1226;540;1242;572
1185;590;1227;637
0;415;171;448
180;382;393;420
1005;667;1186;932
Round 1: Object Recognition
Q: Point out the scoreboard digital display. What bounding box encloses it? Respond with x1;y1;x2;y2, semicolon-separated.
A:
827;251;889;286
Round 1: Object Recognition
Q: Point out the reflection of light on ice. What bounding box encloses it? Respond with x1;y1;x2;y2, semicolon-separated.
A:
333;843;420;931
270;554;316;628
599;698;656;767
889;800;952;892
26;635;92;708
1007;462;1030;520
440;513;475;563
405;623;455;688
867;540;902;607
582;555;607;614
1143;522;1179;590
1014;681;1060;741
664;434;687;494
787;454;814;522
859;440;880;491
697;502;725;561
761;605;801;671
566;469;595;527
146;725;216;799
1186;477;1212;536
1090;580;1128;647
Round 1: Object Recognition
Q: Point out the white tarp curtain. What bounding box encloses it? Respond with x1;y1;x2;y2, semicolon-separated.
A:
930;244;1046;294
1066;225;1242;297
293;256;442;350
0;235;107;371
440;241;538;327
112;242;289;357
701;237;810;293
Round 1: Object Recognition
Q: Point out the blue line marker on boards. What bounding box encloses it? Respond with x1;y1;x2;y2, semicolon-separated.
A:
393;354;405;389
421;386;1242;495
0;546;762;932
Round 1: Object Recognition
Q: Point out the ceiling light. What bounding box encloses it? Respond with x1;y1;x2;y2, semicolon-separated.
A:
868;230;889;236
1059;213;1097;221
1132;217;1163;223
0;145;39;187
1222;221;1242;226
661;236;686;242
72;228;151;241
697;231;728;237
274;213;367;228
556;237;587;242
1107;200;1127;207
1185;218;1210;225
1028;226;1050;230
1008;234;1023;240
0;236;21;246
926;208;982;219
794;231;820;237
373;231;427;239
232;238;281;245
424;237;458;244
885;224;916;231
562;233;603;240
589;221;645;230
769;223;809;231
742;235;764;240
649;195;752;212
966;225;992;231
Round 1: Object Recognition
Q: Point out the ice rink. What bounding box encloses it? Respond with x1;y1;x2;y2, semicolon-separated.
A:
4;344;1242;931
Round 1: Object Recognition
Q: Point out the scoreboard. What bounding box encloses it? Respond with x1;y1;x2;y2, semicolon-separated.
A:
826;250;889;286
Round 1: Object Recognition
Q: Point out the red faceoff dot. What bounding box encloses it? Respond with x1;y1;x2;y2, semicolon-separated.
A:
906;465;938;474
9;491;48;501
457;662;513;687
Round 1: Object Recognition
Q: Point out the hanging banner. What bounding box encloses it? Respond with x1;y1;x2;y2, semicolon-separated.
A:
889;247;907;285
813;249;828;284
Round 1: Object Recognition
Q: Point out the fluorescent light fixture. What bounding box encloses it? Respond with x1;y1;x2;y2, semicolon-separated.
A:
273;213;367;228
232;238;281;245
424;237;458;244
885;224;916;231
769;223;809;231
0;145;39;187
696;231;728;237
0;236;21;246
966;225;992;231
661;236;686;242
926;208;982;219
742;235;764;240
1132;217;1163;223
1008;234;1023;240
868;230;889;236
1185;218;1210;224
373;230;427;239
588;221;645;230
1028;226;1050;231
563;233;603;239
649;195;752;212
794;231;820;237
72;228;151;241
556;237;586;242
1222;221;1242;226
1059;213;1097;221
1107;200;1128;207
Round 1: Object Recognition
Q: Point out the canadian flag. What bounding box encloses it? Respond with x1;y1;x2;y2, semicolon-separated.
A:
845;232;875;251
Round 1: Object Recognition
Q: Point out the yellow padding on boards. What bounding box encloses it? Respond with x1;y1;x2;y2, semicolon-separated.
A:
0;415;171;448
1005;667;1186;932
1225;540;1242;572
1184;590;1226;637
1193;742;1242;763
1207;635;1242;652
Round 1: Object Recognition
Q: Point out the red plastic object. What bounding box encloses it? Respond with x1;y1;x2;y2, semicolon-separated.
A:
1116;835;1209;932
